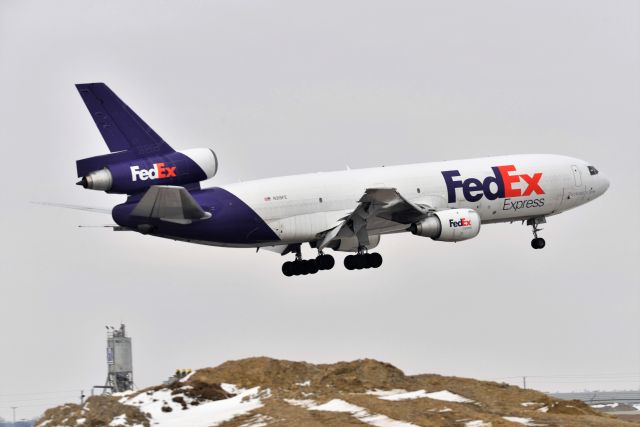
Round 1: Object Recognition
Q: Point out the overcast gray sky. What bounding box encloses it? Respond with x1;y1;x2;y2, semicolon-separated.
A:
0;0;638;420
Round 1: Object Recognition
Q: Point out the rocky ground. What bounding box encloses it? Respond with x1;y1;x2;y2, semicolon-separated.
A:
36;357;638;427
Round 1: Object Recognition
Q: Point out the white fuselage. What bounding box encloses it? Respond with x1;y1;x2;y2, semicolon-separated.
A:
219;154;608;247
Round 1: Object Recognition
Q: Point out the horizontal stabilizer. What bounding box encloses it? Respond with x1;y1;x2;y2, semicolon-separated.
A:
131;186;211;225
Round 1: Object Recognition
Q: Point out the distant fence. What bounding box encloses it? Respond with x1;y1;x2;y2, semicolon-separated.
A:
549;391;640;404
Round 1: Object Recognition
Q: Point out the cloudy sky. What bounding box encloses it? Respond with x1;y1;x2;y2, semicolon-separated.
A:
0;0;638;420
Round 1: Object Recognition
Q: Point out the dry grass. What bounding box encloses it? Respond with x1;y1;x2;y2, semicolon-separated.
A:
36;395;149;427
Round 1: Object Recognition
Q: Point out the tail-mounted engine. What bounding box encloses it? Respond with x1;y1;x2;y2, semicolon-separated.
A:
76;148;218;194
73;83;219;195
410;208;481;242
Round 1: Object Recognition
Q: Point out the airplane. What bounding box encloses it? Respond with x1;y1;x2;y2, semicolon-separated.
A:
70;83;609;276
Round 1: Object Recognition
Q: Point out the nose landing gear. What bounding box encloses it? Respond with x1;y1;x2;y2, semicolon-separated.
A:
531;237;545;249
527;217;546;250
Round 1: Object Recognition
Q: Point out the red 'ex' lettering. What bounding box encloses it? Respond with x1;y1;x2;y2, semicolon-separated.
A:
521;173;544;196
497;165;521;197
156;163;177;178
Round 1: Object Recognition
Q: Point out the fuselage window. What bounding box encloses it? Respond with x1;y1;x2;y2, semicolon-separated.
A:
588;166;599;176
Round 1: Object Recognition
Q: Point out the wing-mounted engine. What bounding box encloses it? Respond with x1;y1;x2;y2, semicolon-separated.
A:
410;208;481;242
77;148;218;194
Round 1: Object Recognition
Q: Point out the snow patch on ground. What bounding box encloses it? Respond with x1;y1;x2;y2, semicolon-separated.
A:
120;384;267;427
591;403;619;409
634;404;640;411
503;416;546;426
376;389;473;403
366;389;408;397
112;390;136;398
429;407;452;413
287;398;420;427
378;390;431;401
424;391;474;403
237;414;273;427
312;399;364;413
464;421;492;427
179;370;197;383
296;380;311;387
109;415;128;426
537;406;548;413
221;383;241;394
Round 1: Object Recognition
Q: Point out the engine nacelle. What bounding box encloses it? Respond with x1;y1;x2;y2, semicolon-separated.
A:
329;235;381;252
77;148;218;194
410;209;481;242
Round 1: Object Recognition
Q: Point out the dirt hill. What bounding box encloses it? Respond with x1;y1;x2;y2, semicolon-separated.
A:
36;357;637;427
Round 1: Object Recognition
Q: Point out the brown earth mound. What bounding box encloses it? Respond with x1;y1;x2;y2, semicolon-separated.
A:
38;395;149;427
37;357;638;427
193;357;410;394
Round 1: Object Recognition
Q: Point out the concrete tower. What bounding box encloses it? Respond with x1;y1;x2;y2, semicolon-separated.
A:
104;324;134;394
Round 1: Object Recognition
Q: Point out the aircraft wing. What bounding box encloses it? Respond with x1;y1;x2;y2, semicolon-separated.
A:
32;201;111;214
130;185;211;225
317;188;434;250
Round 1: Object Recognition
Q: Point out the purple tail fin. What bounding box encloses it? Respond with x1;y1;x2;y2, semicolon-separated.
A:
75;83;173;155
75;84;218;194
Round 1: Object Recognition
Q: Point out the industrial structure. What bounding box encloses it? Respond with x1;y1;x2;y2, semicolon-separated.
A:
96;324;134;394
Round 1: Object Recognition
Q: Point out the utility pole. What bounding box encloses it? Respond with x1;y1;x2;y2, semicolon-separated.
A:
11;406;17;427
522;376;527;390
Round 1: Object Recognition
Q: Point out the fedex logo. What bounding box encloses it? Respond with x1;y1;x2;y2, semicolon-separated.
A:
442;165;544;203
130;162;177;182
449;218;471;227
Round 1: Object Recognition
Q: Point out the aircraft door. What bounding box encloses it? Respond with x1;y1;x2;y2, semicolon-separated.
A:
561;164;586;209
571;165;582;186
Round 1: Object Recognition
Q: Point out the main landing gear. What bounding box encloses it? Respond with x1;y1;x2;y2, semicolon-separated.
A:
527;217;546;250
344;249;383;270
282;246;335;277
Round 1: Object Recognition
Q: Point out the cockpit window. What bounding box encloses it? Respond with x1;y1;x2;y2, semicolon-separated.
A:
588;166;599;175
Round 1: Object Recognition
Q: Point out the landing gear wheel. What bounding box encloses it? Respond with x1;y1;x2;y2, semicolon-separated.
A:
316;254;335;270
531;237;546;250
527;217;547;250
327;255;335;270
344;252;383;270
369;252;383;268
364;254;372;268
300;260;311;275
282;262;293;277
354;255;367;270
291;261;304;275
307;259;319;274
344;255;355;270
